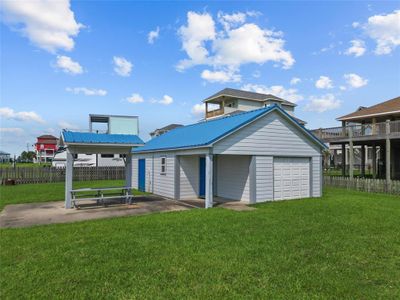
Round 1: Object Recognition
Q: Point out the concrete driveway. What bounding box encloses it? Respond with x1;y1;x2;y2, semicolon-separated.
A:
0;196;193;228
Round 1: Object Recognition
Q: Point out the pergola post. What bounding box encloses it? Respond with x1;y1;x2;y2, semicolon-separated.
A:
205;154;213;208
125;153;132;189
65;149;74;209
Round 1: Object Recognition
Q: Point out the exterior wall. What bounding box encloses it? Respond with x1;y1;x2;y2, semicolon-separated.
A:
132;153;176;198
311;156;322;197
213;111;321;156
237;99;263;111
253;156;274;202
216;155;251;201
179;156;199;199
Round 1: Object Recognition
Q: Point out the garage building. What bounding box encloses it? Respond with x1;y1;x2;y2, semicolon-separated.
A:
132;105;327;208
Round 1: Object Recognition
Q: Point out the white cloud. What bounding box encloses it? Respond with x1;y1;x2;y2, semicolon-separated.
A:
315;76;333;89
305;94;342;113
191;103;205;116
0;127;24;135
126;93;144;104
113;56;132;77
241;84;304;103
148;27;160;44
217;11;247;30
345;39;366;57
290;77;301;85
201;68;241;83
177;11;216;70
55;55;83;74
344;73;368;88
363;10;400;55
0;0;83;53
252;70;261;78
352;22;360;28
58;121;79;130
158;95;173;105
0;107;45;123
66;87;107;96
177;11;294;79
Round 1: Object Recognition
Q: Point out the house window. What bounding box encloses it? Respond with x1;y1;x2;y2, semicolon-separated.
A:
160;157;166;174
101;154;114;158
119;154;126;158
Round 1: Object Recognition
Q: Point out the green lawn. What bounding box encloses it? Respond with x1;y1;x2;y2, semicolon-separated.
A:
0;162;52;168
1;187;399;299
0;180;147;210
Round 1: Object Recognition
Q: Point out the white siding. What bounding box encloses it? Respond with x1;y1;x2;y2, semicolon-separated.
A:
179;156;199;199
237;99;263;111
132;157;138;189
132;153;176;198
311;156;322;197
213;111;321;156
216;155;250;201
254;156;273;202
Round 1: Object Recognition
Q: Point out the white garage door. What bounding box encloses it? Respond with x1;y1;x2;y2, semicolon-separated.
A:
274;157;310;200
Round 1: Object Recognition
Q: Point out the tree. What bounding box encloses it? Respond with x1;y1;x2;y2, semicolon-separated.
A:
19;151;36;162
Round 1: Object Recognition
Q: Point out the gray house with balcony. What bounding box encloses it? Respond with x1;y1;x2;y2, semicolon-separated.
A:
313;96;400;180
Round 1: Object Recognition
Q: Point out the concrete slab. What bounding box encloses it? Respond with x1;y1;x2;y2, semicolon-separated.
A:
0;196;192;228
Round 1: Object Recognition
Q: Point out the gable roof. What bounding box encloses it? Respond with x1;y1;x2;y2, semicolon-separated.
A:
134;105;325;153
337;96;400;121
37;134;58;139
150;124;183;135
203;88;296;107
62;131;144;145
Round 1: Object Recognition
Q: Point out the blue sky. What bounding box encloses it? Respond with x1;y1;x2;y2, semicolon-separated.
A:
1;1;399;155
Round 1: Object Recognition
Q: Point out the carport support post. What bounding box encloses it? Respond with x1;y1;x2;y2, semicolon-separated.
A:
205;154;213;208
125;153;132;190
65;149;73;209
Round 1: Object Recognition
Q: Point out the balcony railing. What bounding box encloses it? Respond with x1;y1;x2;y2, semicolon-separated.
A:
312;120;400;142
206;108;224;119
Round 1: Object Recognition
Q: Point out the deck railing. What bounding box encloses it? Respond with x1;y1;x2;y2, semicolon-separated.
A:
206;108;224;119
312;120;400;141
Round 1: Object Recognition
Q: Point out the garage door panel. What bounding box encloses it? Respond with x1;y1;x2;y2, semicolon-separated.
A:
274;157;310;201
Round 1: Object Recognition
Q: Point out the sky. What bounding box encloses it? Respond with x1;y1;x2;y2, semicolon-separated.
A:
1;0;400;155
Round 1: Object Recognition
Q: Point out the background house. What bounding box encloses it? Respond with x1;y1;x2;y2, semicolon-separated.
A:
203;88;306;125
313;96;400;180
150;124;183;138
35;135;58;163
0;151;10;163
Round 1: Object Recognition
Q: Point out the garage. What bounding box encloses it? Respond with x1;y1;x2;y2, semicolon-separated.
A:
274;157;310;200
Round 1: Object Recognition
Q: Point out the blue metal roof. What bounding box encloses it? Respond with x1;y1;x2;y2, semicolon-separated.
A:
134;105;327;153
62;131;144;145
134;106;276;153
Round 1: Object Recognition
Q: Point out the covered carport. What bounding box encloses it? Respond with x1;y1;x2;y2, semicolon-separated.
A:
60;130;144;209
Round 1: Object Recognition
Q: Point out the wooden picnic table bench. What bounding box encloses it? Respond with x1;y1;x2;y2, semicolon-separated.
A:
71;187;134;208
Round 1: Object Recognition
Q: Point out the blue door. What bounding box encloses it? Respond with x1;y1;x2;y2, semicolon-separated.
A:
138;159;146;192
199;157;206;198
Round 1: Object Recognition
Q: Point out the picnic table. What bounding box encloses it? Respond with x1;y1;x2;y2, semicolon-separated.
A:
71;187;134;208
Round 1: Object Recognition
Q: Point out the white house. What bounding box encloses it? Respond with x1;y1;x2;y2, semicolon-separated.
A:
132;105;326;208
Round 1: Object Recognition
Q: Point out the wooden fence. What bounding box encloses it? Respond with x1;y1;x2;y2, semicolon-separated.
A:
0;167;125;185
324;176;400;195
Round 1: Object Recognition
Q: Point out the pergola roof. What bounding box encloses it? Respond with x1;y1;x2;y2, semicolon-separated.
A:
62;131;144;146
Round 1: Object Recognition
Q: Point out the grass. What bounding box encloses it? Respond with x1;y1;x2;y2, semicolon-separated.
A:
0;162;52;168
0;180;147;210
1;187;399;299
